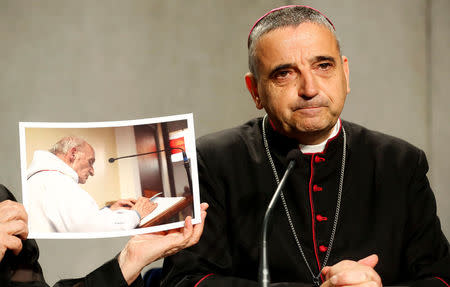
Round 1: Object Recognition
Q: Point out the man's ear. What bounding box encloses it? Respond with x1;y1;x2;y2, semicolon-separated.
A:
341;56;350;94
69;147;77;163
245;72;263;110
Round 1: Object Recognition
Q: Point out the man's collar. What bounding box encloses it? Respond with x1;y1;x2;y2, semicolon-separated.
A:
299;120;341;154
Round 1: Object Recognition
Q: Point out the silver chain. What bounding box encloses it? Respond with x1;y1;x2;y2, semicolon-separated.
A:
261;114;346;286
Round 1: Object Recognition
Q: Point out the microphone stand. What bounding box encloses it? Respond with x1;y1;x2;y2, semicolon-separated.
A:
259;159;296;287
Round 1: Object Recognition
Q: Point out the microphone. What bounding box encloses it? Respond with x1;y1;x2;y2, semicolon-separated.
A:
181;151;193;193
108;147;185;163
259;149;301;287
108;147;193;193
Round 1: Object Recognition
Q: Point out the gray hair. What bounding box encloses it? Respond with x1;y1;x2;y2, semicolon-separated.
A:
248;6;340;79
49;136;87;155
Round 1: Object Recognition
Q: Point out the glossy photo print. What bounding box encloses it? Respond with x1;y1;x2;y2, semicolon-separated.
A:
19;114;200;239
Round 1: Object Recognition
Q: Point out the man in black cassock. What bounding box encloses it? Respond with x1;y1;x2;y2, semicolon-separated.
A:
161;5;450;287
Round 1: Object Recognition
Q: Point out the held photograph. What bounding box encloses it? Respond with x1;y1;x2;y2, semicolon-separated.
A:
19;113;200;239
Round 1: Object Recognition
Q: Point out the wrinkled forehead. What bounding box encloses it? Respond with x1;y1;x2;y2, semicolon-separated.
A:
258;23;338;49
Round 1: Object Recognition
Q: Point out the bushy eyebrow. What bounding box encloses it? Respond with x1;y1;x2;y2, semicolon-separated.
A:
313;56;336;64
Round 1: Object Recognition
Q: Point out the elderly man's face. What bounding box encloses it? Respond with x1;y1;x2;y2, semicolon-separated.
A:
246;22;350;144
72;144;95;184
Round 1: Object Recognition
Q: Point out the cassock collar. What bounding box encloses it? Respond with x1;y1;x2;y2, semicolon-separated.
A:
299;120;341;154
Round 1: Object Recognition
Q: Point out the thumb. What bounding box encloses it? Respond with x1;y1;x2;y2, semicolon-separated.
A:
321;266;331;279
357;254;378;268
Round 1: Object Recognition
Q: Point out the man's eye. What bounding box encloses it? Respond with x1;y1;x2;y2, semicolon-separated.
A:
277;71;289;77
318;63;332;70
274;70;293;79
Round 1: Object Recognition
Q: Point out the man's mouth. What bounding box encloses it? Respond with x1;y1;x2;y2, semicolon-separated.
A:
302;106;321;109
293;106;324;116
293;106;323;111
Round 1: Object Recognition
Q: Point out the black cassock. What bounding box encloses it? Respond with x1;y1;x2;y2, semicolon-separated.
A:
0;185;143;287
162;118;450;287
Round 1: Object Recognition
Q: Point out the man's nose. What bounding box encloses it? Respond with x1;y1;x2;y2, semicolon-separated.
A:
90;167;94;176
298;69;319;98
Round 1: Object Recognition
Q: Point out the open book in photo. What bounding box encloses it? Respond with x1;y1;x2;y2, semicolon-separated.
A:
139;196;186;227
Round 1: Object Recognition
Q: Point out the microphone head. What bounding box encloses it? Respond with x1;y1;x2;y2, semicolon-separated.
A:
182;151;188;162
286;149;302;167
108;158;115;163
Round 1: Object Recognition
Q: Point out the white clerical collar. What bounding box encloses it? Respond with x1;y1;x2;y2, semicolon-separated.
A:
299;120;341;154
